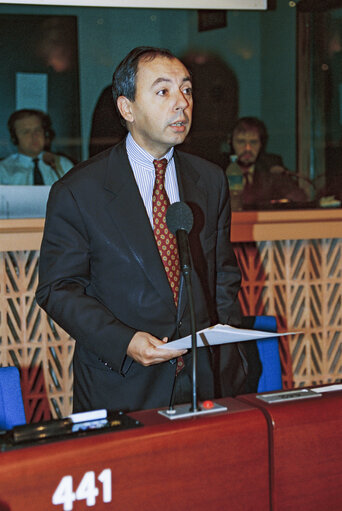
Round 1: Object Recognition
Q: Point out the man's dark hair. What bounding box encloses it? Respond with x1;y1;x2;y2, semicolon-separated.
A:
231;117;268;150
8;109;55;149
112;46;176;123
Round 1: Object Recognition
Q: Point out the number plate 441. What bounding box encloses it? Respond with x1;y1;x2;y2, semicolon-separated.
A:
52;469;112;510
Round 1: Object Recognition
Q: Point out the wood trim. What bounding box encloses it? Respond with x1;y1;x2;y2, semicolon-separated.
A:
1;210;342;251
0;218;44;251
231;209;342;242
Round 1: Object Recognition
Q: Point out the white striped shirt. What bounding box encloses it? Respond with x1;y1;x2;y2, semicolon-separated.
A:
126;133;180;227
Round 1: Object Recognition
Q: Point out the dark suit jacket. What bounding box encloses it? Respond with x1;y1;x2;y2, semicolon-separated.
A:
246;153;307;206
226;152;307;208
36;140;246;413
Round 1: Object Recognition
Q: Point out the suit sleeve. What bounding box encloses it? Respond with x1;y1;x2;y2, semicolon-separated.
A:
36;180;136;373
215;171;242;326
212;170;247;396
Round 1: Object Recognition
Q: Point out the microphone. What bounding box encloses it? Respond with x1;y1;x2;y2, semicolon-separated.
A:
166;201;199;412
166;201;193;276
160;202;228;419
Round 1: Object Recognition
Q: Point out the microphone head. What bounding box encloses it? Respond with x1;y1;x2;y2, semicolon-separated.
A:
166;201;193;235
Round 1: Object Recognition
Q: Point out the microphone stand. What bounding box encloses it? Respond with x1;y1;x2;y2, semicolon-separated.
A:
174;227;198;412
182;256;199;413
159;202;227;420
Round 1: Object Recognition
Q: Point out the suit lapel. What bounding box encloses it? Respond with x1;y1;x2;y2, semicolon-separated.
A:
174;151;208;320
103;143;176;312
102;144;208;318
174;151;206;204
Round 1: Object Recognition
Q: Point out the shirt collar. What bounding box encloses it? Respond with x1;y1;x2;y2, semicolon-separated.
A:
15;152;44;164
126;132;174;168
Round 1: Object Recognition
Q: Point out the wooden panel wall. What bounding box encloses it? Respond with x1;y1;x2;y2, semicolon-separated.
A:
0;250;74;421
1;234;341;421
234;239;342;389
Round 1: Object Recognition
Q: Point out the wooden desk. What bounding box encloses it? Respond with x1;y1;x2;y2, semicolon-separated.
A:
238;385;342;511
0;399;269;511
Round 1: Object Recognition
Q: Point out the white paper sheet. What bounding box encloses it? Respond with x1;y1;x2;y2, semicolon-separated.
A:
159;323;298;350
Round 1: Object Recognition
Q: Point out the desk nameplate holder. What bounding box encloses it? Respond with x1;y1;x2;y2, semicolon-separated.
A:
256;388;322;404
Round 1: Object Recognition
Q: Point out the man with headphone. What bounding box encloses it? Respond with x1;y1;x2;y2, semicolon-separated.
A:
0;109;74;185
226;117;307;209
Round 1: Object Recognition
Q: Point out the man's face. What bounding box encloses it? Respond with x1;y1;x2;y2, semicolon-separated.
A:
118;56;193;159
232;129;262;167
14;115;45;158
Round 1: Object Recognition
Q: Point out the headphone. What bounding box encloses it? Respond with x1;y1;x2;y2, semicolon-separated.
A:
8;109;55;148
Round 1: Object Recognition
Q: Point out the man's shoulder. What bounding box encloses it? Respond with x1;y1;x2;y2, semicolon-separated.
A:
0;153;19;166
256;152;284;169
0;154;24;177
60;143;124;184
57;154;74;166
175;149;225;176
174;150;228;200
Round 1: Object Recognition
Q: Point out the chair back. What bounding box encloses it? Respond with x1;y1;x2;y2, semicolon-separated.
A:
253;315;282;393
0;366;26;430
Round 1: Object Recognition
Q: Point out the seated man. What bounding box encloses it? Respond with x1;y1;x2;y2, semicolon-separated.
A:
0;109;74;185
226;117;307;209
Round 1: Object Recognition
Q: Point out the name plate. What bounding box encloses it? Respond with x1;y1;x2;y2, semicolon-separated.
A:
256;388;322;404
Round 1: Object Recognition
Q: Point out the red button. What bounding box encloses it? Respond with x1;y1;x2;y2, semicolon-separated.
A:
202;400;214;409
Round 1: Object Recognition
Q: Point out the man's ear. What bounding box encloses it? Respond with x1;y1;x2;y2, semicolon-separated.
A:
117;96;134;124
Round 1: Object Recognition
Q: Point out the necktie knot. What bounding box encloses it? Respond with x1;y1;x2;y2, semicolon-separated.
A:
153;158;168;178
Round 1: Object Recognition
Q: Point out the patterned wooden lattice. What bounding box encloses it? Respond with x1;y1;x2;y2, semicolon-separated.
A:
0;250;74;421
234;239;342;389
1;238;341;422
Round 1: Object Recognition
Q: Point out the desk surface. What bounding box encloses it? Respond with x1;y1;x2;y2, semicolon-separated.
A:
0;398;269;511
238;386;342;511
1;388;342;511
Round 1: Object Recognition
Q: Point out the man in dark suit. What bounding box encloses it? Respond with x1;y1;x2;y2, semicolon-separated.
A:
36;46;246;413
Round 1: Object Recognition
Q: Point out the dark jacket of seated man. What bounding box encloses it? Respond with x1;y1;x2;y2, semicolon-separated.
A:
240;151;307;208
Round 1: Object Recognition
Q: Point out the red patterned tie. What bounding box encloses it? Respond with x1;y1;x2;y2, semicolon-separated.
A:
152;159;184;375
152;159;181;306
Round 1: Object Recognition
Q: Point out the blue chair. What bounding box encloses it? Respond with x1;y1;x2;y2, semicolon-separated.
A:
0;366;26;430
254;316;282;392
242;315;282;393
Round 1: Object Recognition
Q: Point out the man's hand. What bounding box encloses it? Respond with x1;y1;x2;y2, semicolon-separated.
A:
127;331;187;366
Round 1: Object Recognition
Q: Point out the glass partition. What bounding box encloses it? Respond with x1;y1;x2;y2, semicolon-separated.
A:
297;0;342;205
0;1;318;213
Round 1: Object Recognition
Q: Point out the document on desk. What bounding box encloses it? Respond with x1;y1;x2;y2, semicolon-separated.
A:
159;324;297;350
